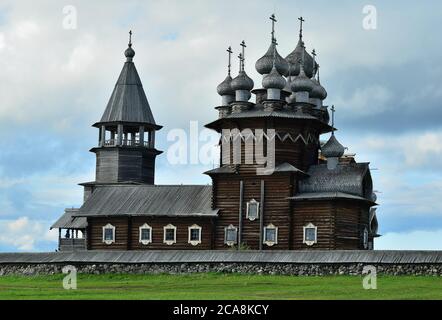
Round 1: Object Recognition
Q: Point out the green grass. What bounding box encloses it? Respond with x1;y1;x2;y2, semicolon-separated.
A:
0;273;441;300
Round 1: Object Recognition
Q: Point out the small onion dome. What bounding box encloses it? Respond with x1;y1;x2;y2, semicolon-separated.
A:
262;66;286;90
291;68;315;93
321;134;345;158
125;46;135;59
255;43;289;76
310;77;328;100
370;192;377;202
217;75;234;96
285;40;317;78
231;71;254;91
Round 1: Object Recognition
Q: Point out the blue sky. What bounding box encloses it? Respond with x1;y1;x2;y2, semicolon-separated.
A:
0;0;441;251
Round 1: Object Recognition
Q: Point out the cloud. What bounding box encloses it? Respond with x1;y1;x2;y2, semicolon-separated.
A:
334;84;392;116
342;130;442;172
0;0;442;251
376;229;442;250
0;217;58;251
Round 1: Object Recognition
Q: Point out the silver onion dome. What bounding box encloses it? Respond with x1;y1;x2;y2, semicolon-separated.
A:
262;66;286;90
285;39;317;78
217;75;234;96
256;43;289;76
231;71;254;91
125;30;135;61
310;77;327;100
321;134;345;158
125;46;135;59
291;66;315;92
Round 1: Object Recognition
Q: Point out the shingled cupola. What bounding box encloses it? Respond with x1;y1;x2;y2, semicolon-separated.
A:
90;31;162;185
231;41;254;106
321;106;345;170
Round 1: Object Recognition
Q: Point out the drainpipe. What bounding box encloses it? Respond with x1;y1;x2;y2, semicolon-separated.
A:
238;180;244;250
259;180;265;250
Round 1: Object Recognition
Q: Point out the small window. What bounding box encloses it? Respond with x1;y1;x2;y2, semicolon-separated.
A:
246;199;259;221
188;224;202;246
224;225;238;246
263;224;278;246
102;223;115;245
139;223;152;245
303;223;317;246
363;227;369;249
163;224;176;245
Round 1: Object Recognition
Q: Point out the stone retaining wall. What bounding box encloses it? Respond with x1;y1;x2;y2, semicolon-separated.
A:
1;262;442;276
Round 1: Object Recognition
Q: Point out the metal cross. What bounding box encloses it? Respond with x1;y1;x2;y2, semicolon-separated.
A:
270;14;277;43
331;105;336;134
227;46;233;75
129;30;133;47
311;49;317;75
238;53;243;72
298;16;305;39
240;41;246;70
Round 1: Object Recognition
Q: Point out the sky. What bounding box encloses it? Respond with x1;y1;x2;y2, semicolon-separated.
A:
0;0;441;251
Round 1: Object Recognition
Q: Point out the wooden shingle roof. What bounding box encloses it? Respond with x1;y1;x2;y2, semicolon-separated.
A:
96;58;158;128
299;163;370;197
74;185;217;217
50;209;87;229
2;250;442;264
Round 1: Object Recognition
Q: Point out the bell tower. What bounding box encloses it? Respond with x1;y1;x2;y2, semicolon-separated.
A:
88;31;162;186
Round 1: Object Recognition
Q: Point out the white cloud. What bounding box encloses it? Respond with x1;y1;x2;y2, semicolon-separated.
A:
0;1;441;252
15;20;40;39
0;217;57;251
8;216;29;231
376;229;442;250
345;130;442;171
0;33;5;50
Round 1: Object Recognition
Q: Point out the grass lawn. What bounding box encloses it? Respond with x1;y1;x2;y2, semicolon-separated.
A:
0;273;441;300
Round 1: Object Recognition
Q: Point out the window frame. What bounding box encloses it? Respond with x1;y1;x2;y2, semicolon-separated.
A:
224;225;238;246
246;199;260;221
163;224;177;245
139;223;152;245
303;223;317;246
188;224;202;246
263;224;278;246
102;223;115;245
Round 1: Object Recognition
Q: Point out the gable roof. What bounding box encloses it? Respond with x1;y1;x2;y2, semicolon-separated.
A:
74;185;217;217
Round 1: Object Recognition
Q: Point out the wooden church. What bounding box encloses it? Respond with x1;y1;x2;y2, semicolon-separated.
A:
51;17;380;252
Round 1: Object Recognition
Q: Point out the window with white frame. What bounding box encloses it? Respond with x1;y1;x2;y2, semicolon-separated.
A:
224;225;238;246
163;224;177;245
139;223;152;245
263;224;278;246
363;227;369;249
303;223;317;246
246;199;259;221
102;223;115;245
188;224;202;246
